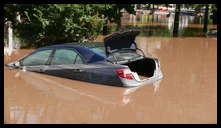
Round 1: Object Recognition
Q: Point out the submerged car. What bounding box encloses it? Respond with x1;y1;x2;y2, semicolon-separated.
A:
6;30;163;87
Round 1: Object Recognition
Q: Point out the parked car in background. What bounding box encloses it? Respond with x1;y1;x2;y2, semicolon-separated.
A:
6;30;163;87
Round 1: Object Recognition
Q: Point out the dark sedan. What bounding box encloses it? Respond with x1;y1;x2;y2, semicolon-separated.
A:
6;30;163;87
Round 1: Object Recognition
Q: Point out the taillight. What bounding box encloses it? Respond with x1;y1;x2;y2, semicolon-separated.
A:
115;69;134;80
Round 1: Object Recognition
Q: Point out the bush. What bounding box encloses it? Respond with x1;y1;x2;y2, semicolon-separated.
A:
6;4;105;48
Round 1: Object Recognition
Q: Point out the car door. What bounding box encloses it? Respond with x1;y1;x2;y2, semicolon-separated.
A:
20;49;53;72
44;48;86;81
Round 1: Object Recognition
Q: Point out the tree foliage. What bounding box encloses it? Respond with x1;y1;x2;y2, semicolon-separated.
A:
93;4;135;24
4;4;136;47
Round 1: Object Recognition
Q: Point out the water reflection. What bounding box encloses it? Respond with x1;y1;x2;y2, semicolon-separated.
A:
153;80;162;93
5;65;156;123
9;105;44;124
136;37;163;58
168;14;173;31
17;69;140;105
114;12;216;37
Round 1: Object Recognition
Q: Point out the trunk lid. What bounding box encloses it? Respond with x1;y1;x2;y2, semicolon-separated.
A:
104;29;140;56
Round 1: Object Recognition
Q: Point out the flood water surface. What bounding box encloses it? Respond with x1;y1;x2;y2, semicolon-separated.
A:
4;37;217;124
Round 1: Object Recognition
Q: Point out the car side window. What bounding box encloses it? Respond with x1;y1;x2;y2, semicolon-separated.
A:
51;49;83;65
22;49;52;66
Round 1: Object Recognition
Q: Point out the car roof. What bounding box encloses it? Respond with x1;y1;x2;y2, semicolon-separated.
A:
42;44;82;49
37;44;106;64
64;42;104;48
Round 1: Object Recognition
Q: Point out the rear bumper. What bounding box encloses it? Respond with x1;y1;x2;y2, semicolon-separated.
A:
121;71;163;87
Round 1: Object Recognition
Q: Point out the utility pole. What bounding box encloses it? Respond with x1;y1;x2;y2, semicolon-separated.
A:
203;4;209;33
173;4;181;37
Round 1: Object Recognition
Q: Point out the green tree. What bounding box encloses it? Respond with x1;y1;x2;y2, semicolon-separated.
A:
4;4;137;47
211;4;217;24
172;4;215;36
183;4;216;32
92;4;136;34
4;4;105;47
187;4;210;33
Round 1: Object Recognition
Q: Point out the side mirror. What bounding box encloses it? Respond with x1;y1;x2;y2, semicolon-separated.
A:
14;61;20;67
6;61;20;68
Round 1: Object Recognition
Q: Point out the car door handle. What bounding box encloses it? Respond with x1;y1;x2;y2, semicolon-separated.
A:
75;69;84;72
39;66;47;72
39;68;45;72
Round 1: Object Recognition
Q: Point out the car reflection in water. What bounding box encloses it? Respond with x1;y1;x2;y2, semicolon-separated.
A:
5;67;162;123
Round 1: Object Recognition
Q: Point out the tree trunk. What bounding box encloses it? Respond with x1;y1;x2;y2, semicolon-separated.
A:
203;4;209;32
5;21;13;56
152;4;154;22
156;5;159;22
102;19;108;35
117;21;121;31
102;24;108;35
173;4;181;37
116;8;121;31
212;9;217;24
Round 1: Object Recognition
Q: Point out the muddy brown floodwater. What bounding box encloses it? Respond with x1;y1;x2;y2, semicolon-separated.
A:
4;37;216;124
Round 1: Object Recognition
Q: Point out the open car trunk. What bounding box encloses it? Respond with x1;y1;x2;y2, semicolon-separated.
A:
122;58;156;80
